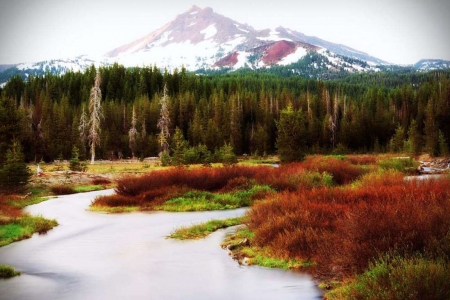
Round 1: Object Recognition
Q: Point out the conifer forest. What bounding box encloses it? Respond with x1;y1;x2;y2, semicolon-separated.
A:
1;63;449;164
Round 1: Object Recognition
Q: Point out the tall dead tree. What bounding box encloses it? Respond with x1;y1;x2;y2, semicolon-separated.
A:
157;84;170;155
88;72;102;164
128;105;138;158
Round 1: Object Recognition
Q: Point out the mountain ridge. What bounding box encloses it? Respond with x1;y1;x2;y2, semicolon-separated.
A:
1;5;449;85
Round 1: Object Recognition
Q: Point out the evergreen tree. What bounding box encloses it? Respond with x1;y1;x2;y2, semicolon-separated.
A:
438;130;449;156
407;119;422;156
69;146;86;172
79;105;89;157
171;127;189;166
0;140;31;192
424;96;438;156
276;104;306;162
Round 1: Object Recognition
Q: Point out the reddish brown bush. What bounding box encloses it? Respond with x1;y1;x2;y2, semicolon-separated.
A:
92;194;141;207
301;156;365;185
247;176;450;276
0;196;23;224
51;185;76;195
91;178;111;185
115;166;271;196
346;155;377;165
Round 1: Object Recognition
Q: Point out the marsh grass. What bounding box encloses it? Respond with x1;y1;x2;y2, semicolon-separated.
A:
0;215;58;247
73;185;104;193
156;185;273;212
0;265;21;278
377;157;419;174
327;255;450;300
169;217;243;240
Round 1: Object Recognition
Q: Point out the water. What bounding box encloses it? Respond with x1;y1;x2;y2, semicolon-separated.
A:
0;190;322;300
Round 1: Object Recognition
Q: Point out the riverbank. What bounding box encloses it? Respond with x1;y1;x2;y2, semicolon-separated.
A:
3;154;450;299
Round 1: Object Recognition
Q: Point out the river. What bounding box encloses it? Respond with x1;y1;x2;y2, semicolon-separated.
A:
0;190;322;300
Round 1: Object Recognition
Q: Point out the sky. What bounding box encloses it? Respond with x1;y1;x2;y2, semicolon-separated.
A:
0;0;449;65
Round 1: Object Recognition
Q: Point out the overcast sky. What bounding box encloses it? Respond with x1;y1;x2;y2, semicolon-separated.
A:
0;0;449;65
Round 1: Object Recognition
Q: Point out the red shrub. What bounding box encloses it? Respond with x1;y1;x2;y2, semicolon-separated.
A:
302;156;365;185
247;177;450;276
51;185;76;195
115;166;272;196
92;194;141;207
91;178;111;185
346;155;377;165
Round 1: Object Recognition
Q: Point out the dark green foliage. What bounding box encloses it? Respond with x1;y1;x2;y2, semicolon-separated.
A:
276;105;306;162
0;141;31;192
69;146;87;171
0;65;449;161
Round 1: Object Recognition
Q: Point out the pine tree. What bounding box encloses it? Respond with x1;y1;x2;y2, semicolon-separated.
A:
276;104;306;162
79;105;89;157
407;119;422;156
424;95;438;156
0;140;31;192
171;127;188;166
88;72;102;164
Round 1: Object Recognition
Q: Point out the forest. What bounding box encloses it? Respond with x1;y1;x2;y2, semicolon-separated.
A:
0;63;449;164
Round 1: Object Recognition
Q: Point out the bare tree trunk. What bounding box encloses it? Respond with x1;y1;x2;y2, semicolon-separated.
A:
89;72;102;164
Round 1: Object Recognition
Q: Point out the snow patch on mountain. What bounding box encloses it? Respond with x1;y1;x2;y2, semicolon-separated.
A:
201;24;217;39
279;48;308;65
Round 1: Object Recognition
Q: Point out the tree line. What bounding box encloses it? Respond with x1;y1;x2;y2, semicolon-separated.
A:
0;63;449;164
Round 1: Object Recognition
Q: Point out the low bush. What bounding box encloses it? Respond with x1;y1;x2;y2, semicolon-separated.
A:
302;156;365;185
50;185;76;195
377;157;419;174
91;178;111;185
91;194;141;207
0;265;21;278
169;217;243;240
328;255;450;300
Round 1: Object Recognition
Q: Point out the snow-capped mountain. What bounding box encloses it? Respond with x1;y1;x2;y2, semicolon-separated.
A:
1;5;449;86
104;5;383;71
414;59;450;72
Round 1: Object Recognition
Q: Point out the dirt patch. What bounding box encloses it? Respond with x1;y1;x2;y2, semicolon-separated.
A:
30;171;118;188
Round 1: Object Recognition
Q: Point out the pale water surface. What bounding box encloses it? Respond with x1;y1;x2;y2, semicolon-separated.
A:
0;190;322;300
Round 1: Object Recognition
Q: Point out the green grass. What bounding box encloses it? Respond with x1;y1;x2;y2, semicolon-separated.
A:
169;217;243;240
0;265;21;279
0;215;58;247
73;185;104;193
377;157;419;174
88;205;140;213
157;185;273;212
327;255;450;300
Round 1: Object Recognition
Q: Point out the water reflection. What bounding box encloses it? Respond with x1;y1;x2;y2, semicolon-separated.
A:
0;190;322;300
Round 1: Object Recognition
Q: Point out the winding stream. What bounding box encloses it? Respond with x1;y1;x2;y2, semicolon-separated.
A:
0;190;322;300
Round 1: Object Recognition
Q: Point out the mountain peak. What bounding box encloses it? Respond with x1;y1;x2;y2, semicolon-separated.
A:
187;5;201;13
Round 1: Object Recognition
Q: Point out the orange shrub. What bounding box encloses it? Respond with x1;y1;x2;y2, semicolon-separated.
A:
92;194;141;207
50;185;76;195
247;177;450;276
346;155;377;165
302;156;365;185
115;166;271;197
